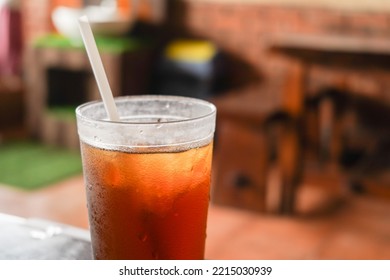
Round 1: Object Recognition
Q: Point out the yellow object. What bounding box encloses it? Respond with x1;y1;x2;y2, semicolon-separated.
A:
165;40;217;63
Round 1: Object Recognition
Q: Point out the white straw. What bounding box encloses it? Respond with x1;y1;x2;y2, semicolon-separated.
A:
78;15;120;121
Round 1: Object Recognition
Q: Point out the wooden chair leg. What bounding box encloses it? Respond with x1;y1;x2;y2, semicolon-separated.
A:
264;112;303;215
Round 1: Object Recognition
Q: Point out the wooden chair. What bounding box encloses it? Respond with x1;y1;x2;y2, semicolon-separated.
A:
307;88;390;201
211;63;305;215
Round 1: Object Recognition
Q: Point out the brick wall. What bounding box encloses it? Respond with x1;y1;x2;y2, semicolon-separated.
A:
172;1;390;103
21;0;84;45
21;0;52;44
20;0;390;102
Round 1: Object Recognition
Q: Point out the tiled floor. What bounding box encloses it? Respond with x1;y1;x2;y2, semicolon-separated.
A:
207;194;390;259
0;173;389;260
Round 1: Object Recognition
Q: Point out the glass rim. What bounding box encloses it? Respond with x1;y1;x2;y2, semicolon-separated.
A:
76;95;217;126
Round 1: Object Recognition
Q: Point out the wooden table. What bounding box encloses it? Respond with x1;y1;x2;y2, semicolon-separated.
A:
269;33;390;69
268;33;390;197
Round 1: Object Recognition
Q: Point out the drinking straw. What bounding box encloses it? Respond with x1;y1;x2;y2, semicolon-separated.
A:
78;15;120;121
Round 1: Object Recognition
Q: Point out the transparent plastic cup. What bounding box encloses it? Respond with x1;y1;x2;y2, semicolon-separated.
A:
76;95;216;260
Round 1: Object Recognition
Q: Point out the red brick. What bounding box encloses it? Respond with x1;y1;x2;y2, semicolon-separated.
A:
21;0;52;43
186;2;218;32
262;6;297;33
344;12;390;36
300;8;340;35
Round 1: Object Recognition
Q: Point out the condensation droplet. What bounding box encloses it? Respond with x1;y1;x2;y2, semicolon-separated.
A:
138;233;148;242
152;251;159;260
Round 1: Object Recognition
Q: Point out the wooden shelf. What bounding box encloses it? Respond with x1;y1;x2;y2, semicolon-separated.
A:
269;33;390;70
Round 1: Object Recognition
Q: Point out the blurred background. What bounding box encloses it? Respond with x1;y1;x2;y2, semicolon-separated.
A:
0;0;389;259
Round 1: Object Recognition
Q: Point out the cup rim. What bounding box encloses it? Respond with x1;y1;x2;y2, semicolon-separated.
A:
76;95;217;126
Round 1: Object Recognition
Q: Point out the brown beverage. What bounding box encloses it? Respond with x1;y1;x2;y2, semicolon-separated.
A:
76;96;216;259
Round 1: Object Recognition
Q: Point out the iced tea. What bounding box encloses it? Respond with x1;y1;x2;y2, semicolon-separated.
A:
76;95;216;260
81;141;213;259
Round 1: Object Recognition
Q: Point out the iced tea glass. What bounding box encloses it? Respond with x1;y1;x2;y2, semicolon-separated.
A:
76;95;216;260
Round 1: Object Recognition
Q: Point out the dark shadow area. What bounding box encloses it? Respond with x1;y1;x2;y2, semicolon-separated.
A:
306;87;390;197
47;68;89;108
